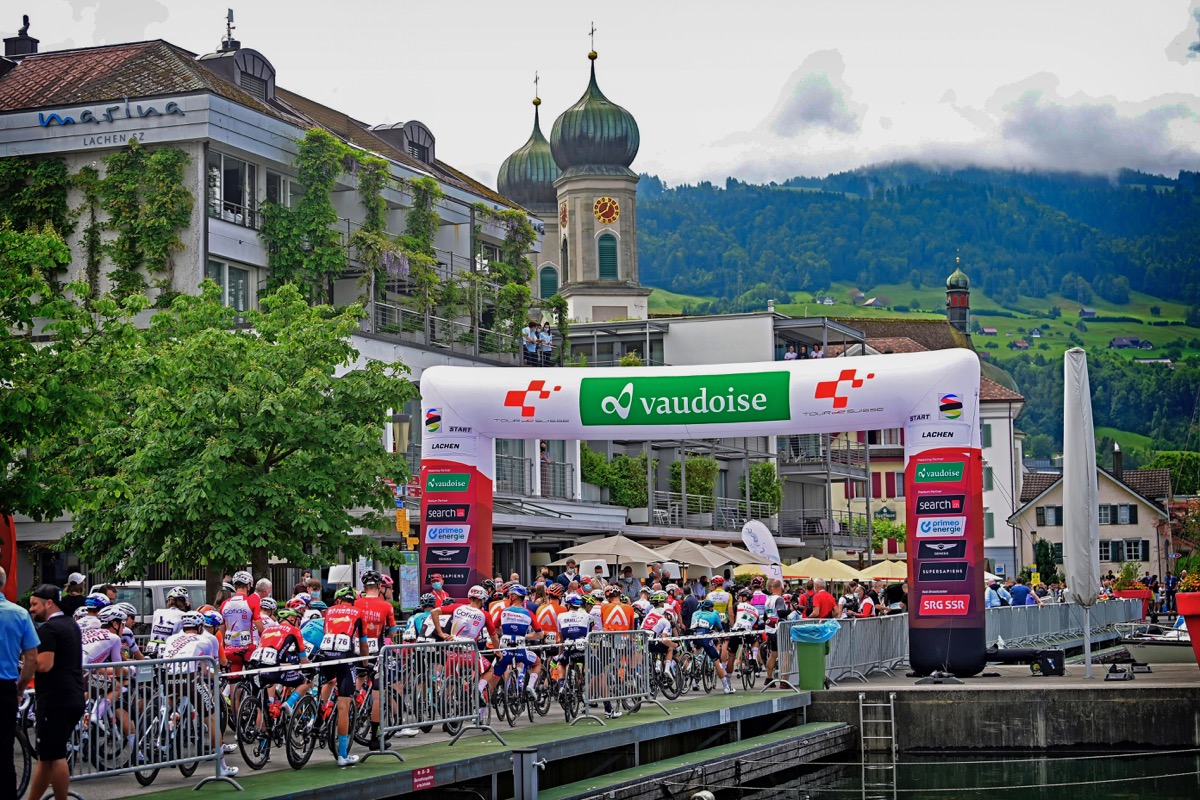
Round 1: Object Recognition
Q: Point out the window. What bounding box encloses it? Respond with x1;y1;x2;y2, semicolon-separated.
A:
1118;504;1137;525
207;151;257;227
560;237;569;276
266;171;304;208
408;141;430;163
539;265;559;299
981;423;993;448
1099;540;1114;562
1052;543;1063;564
1035;506;1062;526
1125;539;1149;562
241;73;268;102
1098;505;1111;525
983;466;994;491
984;512;995;539
867;429;902;446
597;233;618;280
205;259;253;313
894;472;904;498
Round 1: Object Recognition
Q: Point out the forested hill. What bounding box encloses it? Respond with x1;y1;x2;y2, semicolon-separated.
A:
636;164;1200;309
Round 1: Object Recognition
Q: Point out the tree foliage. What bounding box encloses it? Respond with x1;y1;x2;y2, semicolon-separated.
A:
58;283;418;580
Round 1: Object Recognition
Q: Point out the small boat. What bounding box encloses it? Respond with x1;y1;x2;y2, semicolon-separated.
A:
1116;618;1194;664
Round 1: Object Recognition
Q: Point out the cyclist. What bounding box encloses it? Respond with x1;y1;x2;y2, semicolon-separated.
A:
355;570;399;750
600;585;635;632
536;583;567;646
555;593;613;716
300;602;326;658
689;599;733;694
220;571;264;680
641;590;678;687
588;589;606;630
317;586;368;767
81;606;125;665
484;585;544;701
77;592;110;631
664;584;682;616
251;607;311;719
726;588;761;674
114;603;145;661
161;611;238;778
747;579;769;668
146;586;191;657
259;596;278;626
486;582;509;631
707;577;732;623
763;579;788;685
379;573;395;603
402;594;439;642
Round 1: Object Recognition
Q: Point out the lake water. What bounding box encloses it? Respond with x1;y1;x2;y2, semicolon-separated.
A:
723;751;1200;799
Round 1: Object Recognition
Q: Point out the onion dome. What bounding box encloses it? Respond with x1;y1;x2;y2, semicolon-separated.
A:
550;51;640;179
946;258;970;290
497;98;561;213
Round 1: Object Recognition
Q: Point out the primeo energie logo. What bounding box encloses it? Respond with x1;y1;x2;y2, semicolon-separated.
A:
579;372;790;426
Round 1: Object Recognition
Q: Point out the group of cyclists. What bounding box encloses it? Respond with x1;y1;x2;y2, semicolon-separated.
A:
49;569;802;779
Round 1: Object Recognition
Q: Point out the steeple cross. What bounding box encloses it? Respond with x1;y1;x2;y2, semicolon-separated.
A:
534;71;540;99
589;22;596;51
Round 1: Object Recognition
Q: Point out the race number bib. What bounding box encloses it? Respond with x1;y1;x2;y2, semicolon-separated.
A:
227;631;252;649
366;639;380;655
693;617;712;630
500;634;524;648
257;648;279;666
321;633;353;653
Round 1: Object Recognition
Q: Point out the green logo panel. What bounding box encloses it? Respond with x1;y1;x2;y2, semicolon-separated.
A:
915;462;965;483
579;372;791;426
426;473;471;492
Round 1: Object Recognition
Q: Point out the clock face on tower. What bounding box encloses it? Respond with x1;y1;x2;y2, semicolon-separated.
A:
593;196;620;225
559;202;568;228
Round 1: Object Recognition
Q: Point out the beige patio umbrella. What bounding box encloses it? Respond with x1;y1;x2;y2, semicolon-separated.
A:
558;534;662;564
705;544;764;566
822;558;865;582
655;540;732;569
855;560;909;581
787;556;835;579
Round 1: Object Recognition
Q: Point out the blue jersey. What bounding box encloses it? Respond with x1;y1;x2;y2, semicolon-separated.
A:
301;619;325;657
690;609;723;635
404;610;434;641
497;605;540;646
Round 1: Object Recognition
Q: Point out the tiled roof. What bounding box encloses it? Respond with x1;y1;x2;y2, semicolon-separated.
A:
980;377;1023;402
0;40;521;211
1107;468;1172;501
826;336;928;357
1020;472;1060;504
830;318;973;352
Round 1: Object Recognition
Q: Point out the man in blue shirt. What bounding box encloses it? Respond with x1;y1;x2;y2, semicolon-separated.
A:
1;567;40;798
1009;577;1034;607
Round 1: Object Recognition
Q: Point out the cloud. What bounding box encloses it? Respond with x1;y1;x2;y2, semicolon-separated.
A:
763;50;864;136
1164;0;1200;64
67;0;169;45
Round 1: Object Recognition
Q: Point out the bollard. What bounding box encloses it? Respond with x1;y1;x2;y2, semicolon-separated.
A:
513;747;544;800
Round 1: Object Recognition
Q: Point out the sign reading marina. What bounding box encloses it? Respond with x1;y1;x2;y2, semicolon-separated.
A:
579;372;790;426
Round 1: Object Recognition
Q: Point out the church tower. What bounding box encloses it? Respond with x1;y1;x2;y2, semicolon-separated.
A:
498;95;562;301
946;257;970;335
548;50;650;322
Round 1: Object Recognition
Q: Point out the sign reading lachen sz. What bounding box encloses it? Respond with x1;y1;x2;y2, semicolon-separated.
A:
579;373;791;426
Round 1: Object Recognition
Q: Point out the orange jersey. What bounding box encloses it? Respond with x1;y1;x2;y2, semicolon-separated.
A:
487;599;506;630
535;602;566;637
600;602;635;631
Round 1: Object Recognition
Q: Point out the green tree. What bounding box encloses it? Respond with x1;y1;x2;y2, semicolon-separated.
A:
59;283;417;586
1145;451;1200;496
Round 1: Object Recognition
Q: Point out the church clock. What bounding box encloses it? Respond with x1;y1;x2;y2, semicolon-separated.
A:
593;196;620;224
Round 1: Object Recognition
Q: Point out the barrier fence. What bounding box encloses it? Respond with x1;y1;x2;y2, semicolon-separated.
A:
824;613;910;685
984;597;1142;648
369;640;505;755
763;619;804;692
571;629;670;726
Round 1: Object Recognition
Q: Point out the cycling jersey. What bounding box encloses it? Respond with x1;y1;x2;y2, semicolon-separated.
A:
148;607;183;654
320;604;363;655
81;628;123;665
600;601;635;632
220;593;261;652
707;590;732;619
631;598;651;617
354;594;395;654
300;618;325;658
253;622;304;668
731;602;761;632
588;604;604;631
689;609;723;635
403;610;436;642
535;602;565;643
486;599;506;630
77;613;100;632
640;607;673;639
763;594;786;633
160;630;220;671
556;609;594;646
496;604;541;648
449;604;491;642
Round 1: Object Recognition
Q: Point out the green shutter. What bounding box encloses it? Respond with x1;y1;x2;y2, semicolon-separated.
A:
539;266;559;299
598;234;618;280
983;466;994;491
1052;543;1063;563
981;423;992;448
984;512;994;539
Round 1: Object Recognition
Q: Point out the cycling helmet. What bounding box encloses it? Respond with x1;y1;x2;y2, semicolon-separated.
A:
564;594;583;608
666;583;680;595
276;608;300;622
116;602;138;619
442;597;455;607
482;579;496;592
466;586;489;603
309;600;328;611
286;596;309;611
737;588;752;599
620;595;631;605
547;583;564;599
179;611;204;629
751;576;765;588
500;581;515;595
98;605;125;624
651;590;668;604
301;609;323;626
420;592;438;607
604;585;621;598
361;570;382;586
380;574;394;588
507;584;528;598
73;607;89;620
699;599;715;611
590;589;605;603
201;609;223;628
581;594;596;608
166;586;189;602
221;582;236;593
711;576;725;586
232;571;253;587
259;597;277;612
334;586;357;603
84;593;110;609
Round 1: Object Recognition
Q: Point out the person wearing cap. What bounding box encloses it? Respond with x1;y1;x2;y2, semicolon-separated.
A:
2;567;39;799
59;572;87;618
27;583;85;800
429;573;450;607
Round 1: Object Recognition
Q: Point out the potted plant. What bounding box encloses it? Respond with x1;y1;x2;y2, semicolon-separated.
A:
1174;570;1200;668
609;452;656;524
1111;561;1154;619
579;444;610;504
739;462;784;528
670;455;718;527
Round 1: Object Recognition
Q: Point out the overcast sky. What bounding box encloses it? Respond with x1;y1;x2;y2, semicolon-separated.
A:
14;1;1200;187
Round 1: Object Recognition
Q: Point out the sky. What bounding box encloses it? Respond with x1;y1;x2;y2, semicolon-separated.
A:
12;1;1200;188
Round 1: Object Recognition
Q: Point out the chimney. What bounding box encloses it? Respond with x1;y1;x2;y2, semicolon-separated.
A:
4;14;38;60
1112;442;1123;481
767;299;775;314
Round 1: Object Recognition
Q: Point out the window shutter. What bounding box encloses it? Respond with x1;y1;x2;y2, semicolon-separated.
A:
857;431;866;443
894;472;905;498
1036;507;1046;527
871;473;882;499
887;538;897;554
983;466;994;491
1129;505;1138;525
844;481;851;499
597;234;618;280
1052;543;1063;563
539;266;559;299
984;512;995;539
885;472;896;498
981;423;992;448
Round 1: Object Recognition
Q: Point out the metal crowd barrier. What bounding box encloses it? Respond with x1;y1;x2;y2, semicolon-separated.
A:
368;640;505;754
762;619;803;693
54;655;241;791
824;614;910;685
571;629;670;726
984;597;1142;648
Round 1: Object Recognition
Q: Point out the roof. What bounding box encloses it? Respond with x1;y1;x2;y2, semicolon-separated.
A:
826;336;928;357
1020;472;1060;504
980;376;1023;402
0;40;521;211
1017;468;1171;510
829;317;972;352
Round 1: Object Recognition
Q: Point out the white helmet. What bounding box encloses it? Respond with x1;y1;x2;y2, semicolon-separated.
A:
99;606;125;625
116;602;138;618
301;609;323;627
179;611;204;629
73;607;89;620
232;571;253;587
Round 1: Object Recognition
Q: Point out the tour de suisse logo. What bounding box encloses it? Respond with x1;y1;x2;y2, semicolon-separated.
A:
939;393;963;420
425;408;441;433
503;380;563;418
814;369;875;410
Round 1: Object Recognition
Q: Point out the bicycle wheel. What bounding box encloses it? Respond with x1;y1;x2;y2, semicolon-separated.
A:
503;672;524;727
177;716;209;778
658;660;681;701
285;695;319;770
327;701;356;759
132;707;162;786
16;726;33;798
739;649;753;691
534;673;553;717
236;696;271;771
701;655;716;693
352;690;374;747
231;680;257;743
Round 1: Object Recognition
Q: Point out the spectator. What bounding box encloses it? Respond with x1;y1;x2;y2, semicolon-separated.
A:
28;584;85;800
809;578;838;619
618;566;640;599
521;320;540;366
680;584;700;630
557;560;577;589
811;343;824;359
985;581;1012;608
538;324;554;367
798;344;810;359
694;575;709;600
853;584;876;617
1;567;39;799
255;577;272;600
590;565;607;590
782;345;798;361
98;584;118;603
1009;576;1034;606
1166;571;1179;613
58;573;87;618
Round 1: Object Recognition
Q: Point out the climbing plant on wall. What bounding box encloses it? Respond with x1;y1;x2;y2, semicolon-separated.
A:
0;156;74;288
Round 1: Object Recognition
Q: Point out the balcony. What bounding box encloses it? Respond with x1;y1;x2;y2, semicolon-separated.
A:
369;302;527;366
650;491;776;532
777;434;868;479
777;507;871;551
495;455;577;501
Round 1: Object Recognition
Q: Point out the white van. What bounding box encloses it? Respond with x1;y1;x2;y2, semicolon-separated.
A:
92;580;208;633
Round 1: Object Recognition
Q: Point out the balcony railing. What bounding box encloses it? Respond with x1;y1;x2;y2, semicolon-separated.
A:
650;490;776;532
777;434;867;471
209;200;257;229
540;460;576;501
494;455;576;500
370;302;527;365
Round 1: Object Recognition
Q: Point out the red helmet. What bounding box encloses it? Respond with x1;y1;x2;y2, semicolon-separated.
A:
711;576;725;586
751;576;765;588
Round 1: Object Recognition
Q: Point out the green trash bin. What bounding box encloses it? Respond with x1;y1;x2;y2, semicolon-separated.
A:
795;640;829;691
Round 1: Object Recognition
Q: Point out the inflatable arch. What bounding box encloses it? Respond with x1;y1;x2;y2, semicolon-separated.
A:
419;349;986;676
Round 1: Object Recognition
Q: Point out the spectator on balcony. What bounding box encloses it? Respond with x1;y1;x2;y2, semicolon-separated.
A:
798;344;810;359
811;343;824;359
538;325;554;367
521;320;540;366
783;345;798;361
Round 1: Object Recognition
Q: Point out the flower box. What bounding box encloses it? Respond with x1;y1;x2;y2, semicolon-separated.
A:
1174;591;1200;668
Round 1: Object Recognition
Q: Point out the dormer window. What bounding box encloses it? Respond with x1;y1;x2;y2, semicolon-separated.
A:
407;141;428;162
241;72;267;102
